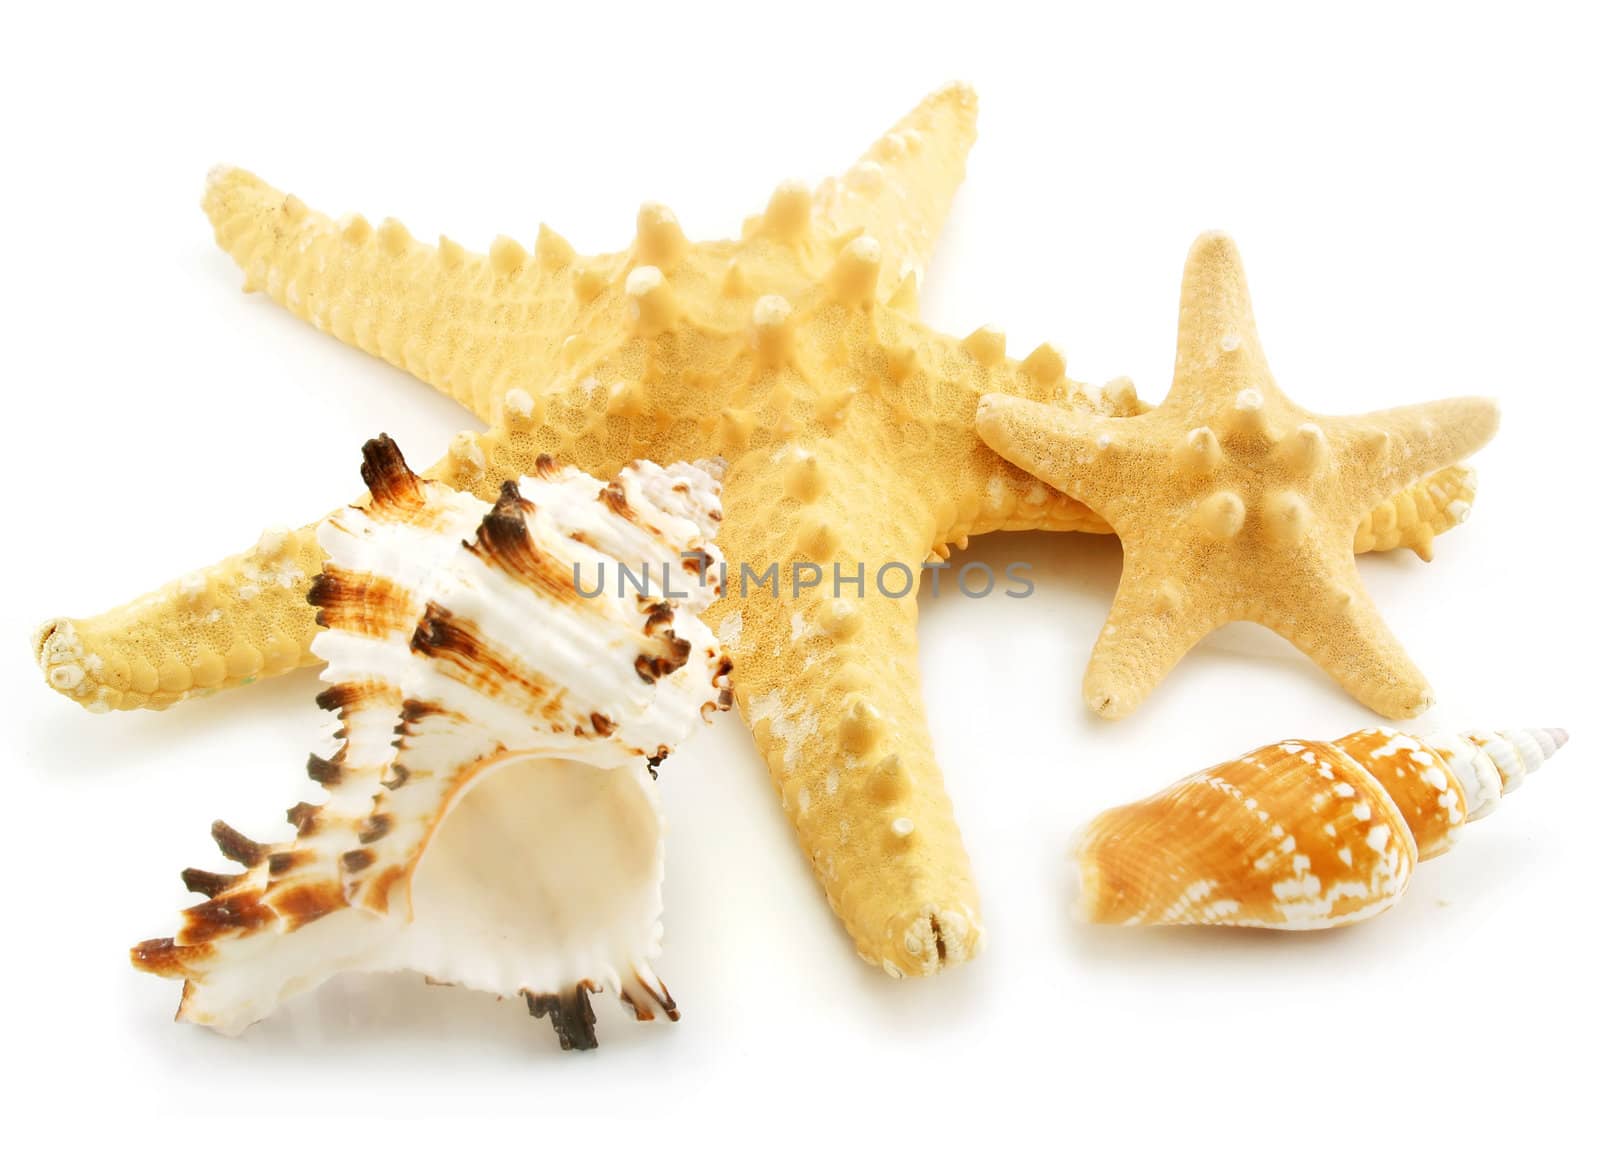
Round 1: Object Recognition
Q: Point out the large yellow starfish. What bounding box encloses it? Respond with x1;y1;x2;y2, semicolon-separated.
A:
977;233;1498;721
33;88;1470;977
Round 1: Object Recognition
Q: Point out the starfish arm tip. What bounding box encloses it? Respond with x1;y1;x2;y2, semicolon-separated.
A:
812;83;981;302
1474;395;1502;441
879;904;985;976
1083;682;1139;722
1346;395;1503;507
1363;680;1437;721
1189;229;1239;257
1398;687;1438;719
1077;582;1214;722
36;508;333;712
1282;580;1438;719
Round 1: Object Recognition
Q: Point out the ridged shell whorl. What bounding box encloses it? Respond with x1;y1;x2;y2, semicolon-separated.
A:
131;437;733;1049
1070;727;1567;930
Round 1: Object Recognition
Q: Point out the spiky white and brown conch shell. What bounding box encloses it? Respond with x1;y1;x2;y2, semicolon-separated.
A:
132;437;733;1049
1069;727;1568;929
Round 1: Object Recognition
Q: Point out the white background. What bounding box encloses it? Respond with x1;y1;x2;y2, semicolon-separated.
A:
4;1;1595;1144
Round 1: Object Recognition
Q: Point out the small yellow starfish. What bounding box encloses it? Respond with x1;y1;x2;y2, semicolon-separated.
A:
35;89;1469;977
976;232;1499;721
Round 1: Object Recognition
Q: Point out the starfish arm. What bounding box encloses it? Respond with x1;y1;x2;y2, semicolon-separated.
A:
1354;464;1477;561
1259;560;1435;719
34;373;650;712
34;522;326;712
1080;556;1220;719
972;393;1149;526
709;461;981;976
205;166;587;425
811;83;978;308
1168;231;1271;406
1329;398;1500;509
959;462;1472;559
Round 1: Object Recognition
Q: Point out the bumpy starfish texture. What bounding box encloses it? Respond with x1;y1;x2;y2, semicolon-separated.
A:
977;233;1499;722
36;90;1467;977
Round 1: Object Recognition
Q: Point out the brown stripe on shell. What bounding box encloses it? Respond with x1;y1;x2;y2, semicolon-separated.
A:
357;812;393;844
360;865;408;914
599;480;635;521
633;600;695;683
267;851;304;877
465;493;594;608
359;434;425;513
618;989;651;1021
635;634;694;684
305;753;341;786
181;868;238;899
492;479;535;516
534;453;561;479
411;605;569;719
620;970;679;1023
178;892;275;944
642;602;675;636
285;802;321;834
315;680;391;715
307;567;417;637
524;982;600;1051
382;763;411;790
342;848;375;873
130;936;210;977
396;698;461;726
210;820;265;867
266;880;346;928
